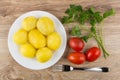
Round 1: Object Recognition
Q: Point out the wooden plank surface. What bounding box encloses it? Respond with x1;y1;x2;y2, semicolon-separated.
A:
0;0;120;80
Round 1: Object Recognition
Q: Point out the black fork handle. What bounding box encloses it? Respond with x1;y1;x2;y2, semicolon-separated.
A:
73;67;86;70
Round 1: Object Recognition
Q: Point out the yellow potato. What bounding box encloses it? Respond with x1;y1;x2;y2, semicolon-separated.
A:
22;16;37;31
20;43;36;58
28;29;46;49
36;47;53;63
37;17;55;35
13;29;28;44
47;32;61;50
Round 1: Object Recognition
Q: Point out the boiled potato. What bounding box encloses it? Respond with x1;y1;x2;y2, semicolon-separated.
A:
22;16;37;31
20;43;36;58
37;17;55;35
36;47;53;63
47;32;61;50
13;29;27;44
28;29;46;49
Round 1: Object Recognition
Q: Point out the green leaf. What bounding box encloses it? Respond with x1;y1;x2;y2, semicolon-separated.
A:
65;4;82;17
90;18;97;27
64;4;83;23
62;16;73;24
65;8;73;17
81;33;93;42
103;9;115;18
71;26;81;37
65;5;76;18
88;7;95;14
91;26;96;34
93;12;103;23
78;10;89;25
81;36;89;42
76;5;83;12
65;6;75;17
70;4;83;12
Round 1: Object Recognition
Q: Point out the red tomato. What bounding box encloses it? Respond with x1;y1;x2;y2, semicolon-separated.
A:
86;47;101;62
67;52;86;65
69;37;84;51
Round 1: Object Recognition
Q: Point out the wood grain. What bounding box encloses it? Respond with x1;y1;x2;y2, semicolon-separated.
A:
0;0;120;80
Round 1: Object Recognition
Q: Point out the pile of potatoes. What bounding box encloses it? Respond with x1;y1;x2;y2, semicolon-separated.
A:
13;16;61;63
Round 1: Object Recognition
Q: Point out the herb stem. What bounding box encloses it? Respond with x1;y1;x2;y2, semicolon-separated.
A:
79;25;90;32
99;23;104;44
93;33;109;58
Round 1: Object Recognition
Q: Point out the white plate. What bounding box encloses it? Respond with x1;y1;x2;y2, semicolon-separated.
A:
8;11;67;70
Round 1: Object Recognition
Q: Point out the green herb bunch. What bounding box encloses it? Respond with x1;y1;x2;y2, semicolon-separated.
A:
62;4;115;58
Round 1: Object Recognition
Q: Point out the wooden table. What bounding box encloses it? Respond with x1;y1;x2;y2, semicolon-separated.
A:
0;0;120;80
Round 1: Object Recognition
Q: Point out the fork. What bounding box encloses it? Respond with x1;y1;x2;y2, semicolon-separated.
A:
53;65;109;72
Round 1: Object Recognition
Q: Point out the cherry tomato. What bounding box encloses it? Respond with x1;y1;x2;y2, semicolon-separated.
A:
69;37;84;51
86;47;101;62
67;52;86;65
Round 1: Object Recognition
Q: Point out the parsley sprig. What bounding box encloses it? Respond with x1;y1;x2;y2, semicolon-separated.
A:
62;4;115;58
